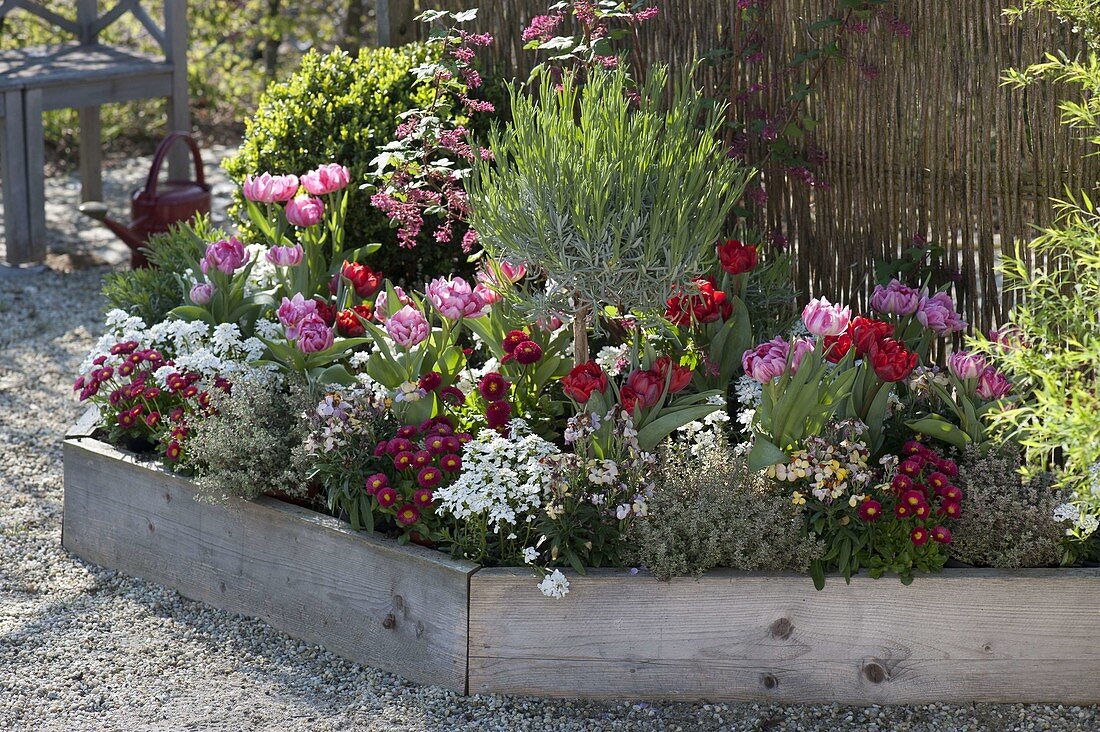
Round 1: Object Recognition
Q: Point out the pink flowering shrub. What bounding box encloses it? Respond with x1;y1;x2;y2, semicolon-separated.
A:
370;10;495;251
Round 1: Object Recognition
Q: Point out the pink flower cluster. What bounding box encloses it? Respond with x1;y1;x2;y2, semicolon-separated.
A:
243;173;299;204
871;279;967;337
201;237;248;276
742;336;814;384
278;294;334;353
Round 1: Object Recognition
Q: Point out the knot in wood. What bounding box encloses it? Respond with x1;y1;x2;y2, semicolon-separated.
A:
761;673;779;690
382;613;396;630
862;660;888;684
769;617;794;640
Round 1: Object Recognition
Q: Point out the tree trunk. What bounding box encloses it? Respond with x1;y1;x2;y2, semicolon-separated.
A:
343;0;366;53
263;0;282;80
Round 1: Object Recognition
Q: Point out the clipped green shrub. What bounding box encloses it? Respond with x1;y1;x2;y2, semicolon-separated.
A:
223;44;475;285
630;441;824;580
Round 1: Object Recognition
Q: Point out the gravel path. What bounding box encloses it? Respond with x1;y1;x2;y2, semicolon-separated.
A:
1;158;1099;731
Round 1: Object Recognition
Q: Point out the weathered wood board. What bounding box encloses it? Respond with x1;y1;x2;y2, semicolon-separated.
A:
62;435;477;693
469;567;1100;704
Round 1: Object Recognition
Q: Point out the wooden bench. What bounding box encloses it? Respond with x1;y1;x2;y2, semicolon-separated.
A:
0;0;189;265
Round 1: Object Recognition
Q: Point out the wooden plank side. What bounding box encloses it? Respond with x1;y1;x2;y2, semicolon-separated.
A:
470;567;1100;703
62;437;476;693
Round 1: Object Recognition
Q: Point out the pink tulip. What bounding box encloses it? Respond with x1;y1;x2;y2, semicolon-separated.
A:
301;163;351;196
243;172;299;203
742;337;791;384
425;276;488;320
278;293;318;340
948;351;986;381
386;305;430;348
373;286;412;322
802;296;851;337
200;237;248;275
285;195;325;228
189;283;214;305
870;279;921;316
917;291;967;336
265;244;304;267
976;367;1011;400
473;282;501;307
295;313;334;353
790;337;815;373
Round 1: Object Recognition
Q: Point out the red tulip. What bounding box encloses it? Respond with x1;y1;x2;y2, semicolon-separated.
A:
653;356;693;394
717;239;758;275
868;338;917;382
665;278;732;327
561;361;609;404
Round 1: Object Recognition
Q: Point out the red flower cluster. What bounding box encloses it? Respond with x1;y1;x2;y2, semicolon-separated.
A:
717;239;758;275
501;330;543;366
867;440;960;547
823;315;893;363
619;357;693;416
369;416;471;533
477;371;514;430
869;338;918;383
664;278;732;327
336;304;373;337
74;340;221;465
340;260;383;299
561;361;609;404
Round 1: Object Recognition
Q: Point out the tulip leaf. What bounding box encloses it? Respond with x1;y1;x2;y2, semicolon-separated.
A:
747;436;789;472
906;416;972;448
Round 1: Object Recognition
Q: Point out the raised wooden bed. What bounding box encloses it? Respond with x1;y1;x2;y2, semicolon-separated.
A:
63;425;1100;704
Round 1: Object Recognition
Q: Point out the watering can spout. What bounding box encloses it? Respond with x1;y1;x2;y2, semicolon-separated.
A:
79;202;151;265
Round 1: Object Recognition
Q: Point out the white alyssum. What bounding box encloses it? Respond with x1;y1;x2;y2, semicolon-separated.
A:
677;394;732;456
537;569;570;599
1053;502;1100;537
82;309;277;384
436;419;560;531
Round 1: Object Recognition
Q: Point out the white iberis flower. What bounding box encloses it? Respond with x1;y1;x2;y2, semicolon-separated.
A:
537;569;570;599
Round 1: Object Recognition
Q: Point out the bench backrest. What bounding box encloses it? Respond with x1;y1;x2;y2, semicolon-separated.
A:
0;0;185;61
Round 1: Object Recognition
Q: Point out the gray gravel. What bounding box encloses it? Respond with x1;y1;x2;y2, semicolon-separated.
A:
1;156;1099;730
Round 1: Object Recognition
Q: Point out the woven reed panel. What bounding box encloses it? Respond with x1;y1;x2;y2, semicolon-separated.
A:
436;1;1095;329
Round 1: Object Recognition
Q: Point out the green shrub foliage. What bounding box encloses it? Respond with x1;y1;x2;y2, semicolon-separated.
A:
184;378;314;502
224;45;474;285
101;216;217;323
631;441;824;579
949;447;1064;568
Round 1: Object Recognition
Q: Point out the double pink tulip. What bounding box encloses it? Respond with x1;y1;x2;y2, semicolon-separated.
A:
243;172;299;204
301;163;351;196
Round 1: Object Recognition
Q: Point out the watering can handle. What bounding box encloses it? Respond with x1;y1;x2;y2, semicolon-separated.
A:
141;132;206;198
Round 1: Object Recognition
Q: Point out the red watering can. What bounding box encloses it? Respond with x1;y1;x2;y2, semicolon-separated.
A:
79;132;211;268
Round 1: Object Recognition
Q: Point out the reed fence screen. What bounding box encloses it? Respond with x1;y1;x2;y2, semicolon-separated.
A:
434;0;1096;329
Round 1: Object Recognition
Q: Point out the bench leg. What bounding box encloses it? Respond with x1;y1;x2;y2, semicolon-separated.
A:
79;107;103;202
1;91;33;264
23;89;46;257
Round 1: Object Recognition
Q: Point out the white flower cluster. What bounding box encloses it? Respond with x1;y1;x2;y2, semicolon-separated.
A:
537;569;570;598
595;344;631;377
436;419;560;530
244;243;279;293
733;375;763;407
676;394;732;456
83;309;277;385
1053;502;1100;537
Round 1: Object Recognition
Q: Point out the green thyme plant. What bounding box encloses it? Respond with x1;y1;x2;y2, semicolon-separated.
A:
631;441;824;580
184;377;315;503
468;66;753;365
949;447;1064;568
